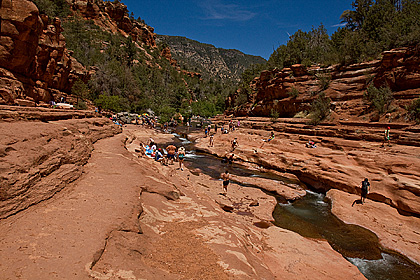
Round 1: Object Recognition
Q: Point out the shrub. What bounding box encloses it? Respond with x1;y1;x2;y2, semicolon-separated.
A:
270;108;280;121
407;98;420;122
75;100;88;110
316;73;331;91
33;0;70;18
71;80;89;103
288;87;299;98
309;92;331;124
364;84;393;113
294;111;308;118
94;94;127;112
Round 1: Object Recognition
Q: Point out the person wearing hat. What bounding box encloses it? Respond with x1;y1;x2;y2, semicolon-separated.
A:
382;127;391;147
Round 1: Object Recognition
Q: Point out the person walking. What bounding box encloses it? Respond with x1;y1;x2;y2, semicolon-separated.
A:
231;138;238;151
209;134;214;147
382;127;391;147
221;170;230;195
361;178;370;204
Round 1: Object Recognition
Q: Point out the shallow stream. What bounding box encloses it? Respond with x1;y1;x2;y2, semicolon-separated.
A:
164;128;420;279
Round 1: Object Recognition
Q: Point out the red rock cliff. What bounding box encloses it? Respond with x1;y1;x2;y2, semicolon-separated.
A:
228;46;420;122
0;0;89;105
69;0;156;47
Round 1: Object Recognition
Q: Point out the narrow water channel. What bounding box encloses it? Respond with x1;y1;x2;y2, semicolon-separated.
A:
165;128;420;280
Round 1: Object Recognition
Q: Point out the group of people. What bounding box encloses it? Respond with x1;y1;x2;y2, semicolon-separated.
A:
140;139;186;170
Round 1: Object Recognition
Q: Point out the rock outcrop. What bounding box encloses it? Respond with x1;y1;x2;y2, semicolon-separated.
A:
193;116;420;217
0;0;89;105
69;0;156;47
0;106;120;219
228;47;420;122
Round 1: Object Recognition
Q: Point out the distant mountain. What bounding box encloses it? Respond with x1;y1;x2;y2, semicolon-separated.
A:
157;35;266;81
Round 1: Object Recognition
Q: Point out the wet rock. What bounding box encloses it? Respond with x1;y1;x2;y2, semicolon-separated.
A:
253;221;271;229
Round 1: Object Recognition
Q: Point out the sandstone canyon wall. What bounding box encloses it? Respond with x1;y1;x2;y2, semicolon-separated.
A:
228;47;420;122
0;0;160;106
68;0;156;47
0;0;89;106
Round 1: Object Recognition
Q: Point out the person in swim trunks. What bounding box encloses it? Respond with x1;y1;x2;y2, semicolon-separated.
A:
166;144;177;165
221;170;230;195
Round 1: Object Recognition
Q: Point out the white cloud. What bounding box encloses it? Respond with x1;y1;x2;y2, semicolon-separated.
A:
199;0;257;21
332;23;347;28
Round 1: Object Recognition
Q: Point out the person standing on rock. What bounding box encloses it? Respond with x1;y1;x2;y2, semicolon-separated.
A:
178;147;186;171
361;178;370;204
221;170;230;195
382;127;391;147
166;144;177;165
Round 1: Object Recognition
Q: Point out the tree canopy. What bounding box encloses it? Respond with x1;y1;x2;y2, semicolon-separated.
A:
268;0;420;68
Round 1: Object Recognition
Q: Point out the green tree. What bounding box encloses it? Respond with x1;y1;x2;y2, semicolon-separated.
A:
71;80;89;104
310;92;331;124
364;84;394;113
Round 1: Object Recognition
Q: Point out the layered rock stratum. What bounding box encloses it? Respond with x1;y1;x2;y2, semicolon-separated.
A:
227;47;420;122
0;0;89;106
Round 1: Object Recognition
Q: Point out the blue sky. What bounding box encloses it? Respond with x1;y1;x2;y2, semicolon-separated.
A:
121;0;353;60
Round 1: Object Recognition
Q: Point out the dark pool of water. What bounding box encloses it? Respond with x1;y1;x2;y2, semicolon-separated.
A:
272;191;420;280
166;127;420;280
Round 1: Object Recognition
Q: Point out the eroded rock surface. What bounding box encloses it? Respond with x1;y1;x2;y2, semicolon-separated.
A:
227;47;420;122
0;124;365;279
197;117;420;217
0;0;89;105
0;106;120;218
328;189;420;265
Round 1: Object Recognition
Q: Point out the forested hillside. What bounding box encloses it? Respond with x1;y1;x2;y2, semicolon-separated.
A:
29;0;239;120
157;35;266;81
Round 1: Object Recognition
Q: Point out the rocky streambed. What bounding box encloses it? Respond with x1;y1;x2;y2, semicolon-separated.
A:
1;109;419;279
188;116;420;270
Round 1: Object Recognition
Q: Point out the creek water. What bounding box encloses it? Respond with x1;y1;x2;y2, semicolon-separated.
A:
165;129;420;280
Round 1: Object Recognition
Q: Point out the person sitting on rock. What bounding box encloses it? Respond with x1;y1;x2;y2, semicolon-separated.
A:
154;148;164;163
221;153;234;164
261;131;275;148
305;140;317;148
